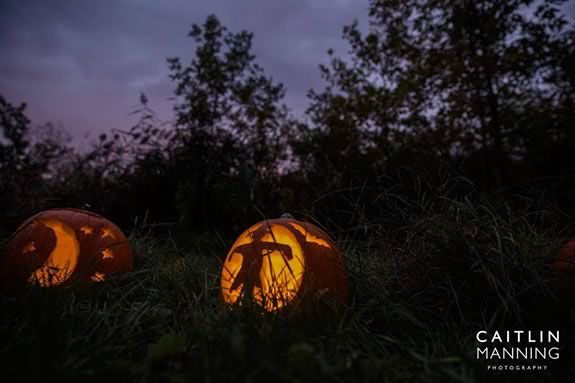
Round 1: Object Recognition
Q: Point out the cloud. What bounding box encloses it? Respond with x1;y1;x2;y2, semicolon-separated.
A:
0;0;371;141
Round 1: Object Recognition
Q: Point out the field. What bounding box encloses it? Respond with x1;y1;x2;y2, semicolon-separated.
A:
1;185;574;383
1;0;574;380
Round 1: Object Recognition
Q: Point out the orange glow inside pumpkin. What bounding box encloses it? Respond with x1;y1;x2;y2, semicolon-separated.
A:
27;219;80;286
22;241;36;254
80;225;93;235
91;272;106;282
221;223;305;311
101;248;114;259
100;227;116;239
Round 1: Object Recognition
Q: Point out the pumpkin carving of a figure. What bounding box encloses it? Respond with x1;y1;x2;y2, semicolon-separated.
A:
1;208;133;287
221;218;349;312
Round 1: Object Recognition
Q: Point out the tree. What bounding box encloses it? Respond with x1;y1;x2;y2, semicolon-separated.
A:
0;95;30;173
167;15;292;229
306;0;575;190
48;94;171;225
0;95;70;232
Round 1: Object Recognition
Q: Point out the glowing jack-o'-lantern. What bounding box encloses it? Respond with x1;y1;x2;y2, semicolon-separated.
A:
221;217;349;312
1;208;133;287
552;240;575;273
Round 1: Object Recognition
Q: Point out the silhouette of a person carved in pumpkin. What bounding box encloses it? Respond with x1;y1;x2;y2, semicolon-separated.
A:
229;224;294;299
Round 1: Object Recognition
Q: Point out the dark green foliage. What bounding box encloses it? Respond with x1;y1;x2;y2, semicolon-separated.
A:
1;185;573;382
1;6;574;233
0;96;71;233
0;15;294;235
304;0;575;194
167;15;292;231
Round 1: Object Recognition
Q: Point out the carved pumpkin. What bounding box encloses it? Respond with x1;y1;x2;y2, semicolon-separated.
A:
1;208;133;287
220;217;349;312
552;240;575;273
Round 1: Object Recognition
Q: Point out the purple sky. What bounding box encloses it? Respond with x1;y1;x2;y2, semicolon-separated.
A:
1;0;573;146
0;0;369;145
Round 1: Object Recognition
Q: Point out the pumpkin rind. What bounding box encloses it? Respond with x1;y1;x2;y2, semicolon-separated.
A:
1;208;133;287
552;240;575;273
220;218;349;311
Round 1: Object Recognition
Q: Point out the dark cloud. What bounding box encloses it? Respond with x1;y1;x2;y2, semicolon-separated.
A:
0;0;369;142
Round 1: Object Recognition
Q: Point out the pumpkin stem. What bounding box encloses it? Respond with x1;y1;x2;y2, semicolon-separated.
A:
280;213;295;219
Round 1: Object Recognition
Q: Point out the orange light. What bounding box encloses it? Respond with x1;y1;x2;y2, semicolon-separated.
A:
22;241;36;254
90;272;106;282
80;225;93;235
100;227;116;239
28;219;79;286
101;248;114;259
221;223;305;311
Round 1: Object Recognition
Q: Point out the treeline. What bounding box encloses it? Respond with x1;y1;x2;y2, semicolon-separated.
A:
1;0;574;236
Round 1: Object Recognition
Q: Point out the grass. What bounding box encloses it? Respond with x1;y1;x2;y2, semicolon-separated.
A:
1;180;575;382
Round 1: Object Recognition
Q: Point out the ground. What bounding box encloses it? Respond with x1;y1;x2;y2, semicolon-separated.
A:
1;192;574;382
